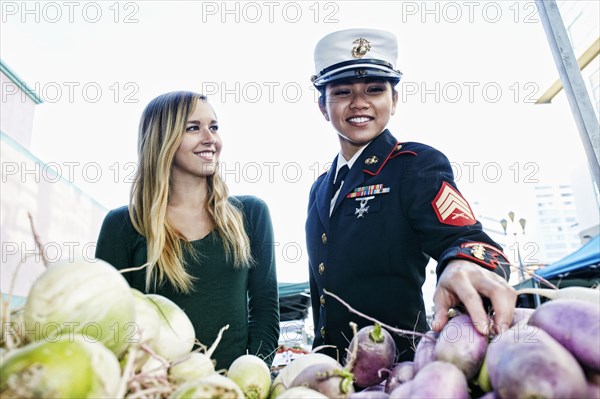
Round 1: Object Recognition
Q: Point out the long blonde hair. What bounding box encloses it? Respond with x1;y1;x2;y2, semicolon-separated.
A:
130;91;252;293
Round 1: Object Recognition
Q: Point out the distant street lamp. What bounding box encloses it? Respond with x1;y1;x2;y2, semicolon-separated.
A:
500;212;527;282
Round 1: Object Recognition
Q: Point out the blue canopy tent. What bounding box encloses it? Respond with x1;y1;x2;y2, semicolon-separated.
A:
516;234;600;307
278;282;310;322
535;234;600;281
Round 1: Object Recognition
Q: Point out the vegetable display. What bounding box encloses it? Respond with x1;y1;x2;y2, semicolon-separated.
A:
1;255;599;398
0;257;266;398
273;286;600;399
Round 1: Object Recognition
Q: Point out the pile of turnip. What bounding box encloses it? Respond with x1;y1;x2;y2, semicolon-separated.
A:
269;286;600;399
0;258;273;399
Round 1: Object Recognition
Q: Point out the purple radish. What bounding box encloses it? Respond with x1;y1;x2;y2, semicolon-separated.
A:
349;390;389;399
345;324;396;388
361;384;386;392
290;362;355;398
510;307;535;327
384;361;414;393
528;299;600;371
388;380;412;399
588;382;600;399
412;330;438;373
487;323;587;398
484;322;528;385
434;313;488;379
390;361;468;399
477;392;498;399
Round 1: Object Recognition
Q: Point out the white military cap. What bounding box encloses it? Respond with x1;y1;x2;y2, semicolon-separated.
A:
311;28;403;87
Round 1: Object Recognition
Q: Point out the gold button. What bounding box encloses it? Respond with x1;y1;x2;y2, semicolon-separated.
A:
322;233;327;244
320;326;326;338
320;295;325;306
319;263;325;275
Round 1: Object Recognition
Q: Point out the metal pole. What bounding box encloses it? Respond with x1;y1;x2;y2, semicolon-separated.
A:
535;0;600;191
533;278;542;308
515;233;526;282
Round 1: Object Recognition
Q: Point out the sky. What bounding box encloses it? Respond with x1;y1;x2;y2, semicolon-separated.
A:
1;0;599;283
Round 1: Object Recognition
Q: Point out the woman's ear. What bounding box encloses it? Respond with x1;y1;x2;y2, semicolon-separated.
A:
319;100;330;121
391;90;399;116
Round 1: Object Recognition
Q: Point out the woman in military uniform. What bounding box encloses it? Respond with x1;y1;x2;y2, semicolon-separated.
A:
305;28;517;361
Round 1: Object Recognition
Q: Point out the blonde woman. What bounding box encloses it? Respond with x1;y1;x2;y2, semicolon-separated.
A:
95;91;280;369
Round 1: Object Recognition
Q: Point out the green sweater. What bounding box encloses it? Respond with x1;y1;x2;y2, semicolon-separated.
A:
95;195;280;370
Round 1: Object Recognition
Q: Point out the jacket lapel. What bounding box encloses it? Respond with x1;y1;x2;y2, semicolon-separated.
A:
315;157;338;230
331;130;399;216
332;160;364;215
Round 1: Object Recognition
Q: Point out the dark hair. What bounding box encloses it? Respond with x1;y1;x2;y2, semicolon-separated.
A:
318;78;399;107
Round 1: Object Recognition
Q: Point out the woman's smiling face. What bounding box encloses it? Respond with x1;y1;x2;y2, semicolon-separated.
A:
320;79;398;159
171;99;222;180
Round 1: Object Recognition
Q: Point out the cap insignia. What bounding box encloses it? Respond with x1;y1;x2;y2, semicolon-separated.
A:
352;38;371;59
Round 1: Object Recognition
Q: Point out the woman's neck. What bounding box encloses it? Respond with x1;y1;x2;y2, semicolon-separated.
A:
168;174;209;209
166;174;215;241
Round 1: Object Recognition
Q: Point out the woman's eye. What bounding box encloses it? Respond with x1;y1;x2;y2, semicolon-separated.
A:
185;125;199;132
366;86;386;94
332;89;351;97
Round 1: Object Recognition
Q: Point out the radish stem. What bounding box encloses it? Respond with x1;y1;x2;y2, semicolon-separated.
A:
517;286;600;304
324;289;433;341
206;324;230;358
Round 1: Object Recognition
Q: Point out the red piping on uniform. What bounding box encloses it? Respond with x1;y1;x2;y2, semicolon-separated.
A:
390;150;417;158
363;141;404;176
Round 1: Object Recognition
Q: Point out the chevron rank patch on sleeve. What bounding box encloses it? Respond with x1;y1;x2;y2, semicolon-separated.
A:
432;182;476;226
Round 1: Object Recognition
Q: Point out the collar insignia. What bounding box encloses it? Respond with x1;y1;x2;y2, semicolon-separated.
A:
364;155;379;165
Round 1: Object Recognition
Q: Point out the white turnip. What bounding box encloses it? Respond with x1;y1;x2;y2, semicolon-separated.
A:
227;354;271;399
0;335;121;398
528;298;600;371
130;289;161;346
290;362;355;398
434;313;488;379
145;294;195;362
170;373;244;399
345;324;396;388
169;352;215;384
269;353;341;399
23;258;135;356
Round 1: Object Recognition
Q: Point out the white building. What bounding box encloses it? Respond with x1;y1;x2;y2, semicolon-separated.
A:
532;184;582;263
1;60;107;305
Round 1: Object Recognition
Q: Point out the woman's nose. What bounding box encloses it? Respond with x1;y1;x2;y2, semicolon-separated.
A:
200;127;217;144
350;93;369;109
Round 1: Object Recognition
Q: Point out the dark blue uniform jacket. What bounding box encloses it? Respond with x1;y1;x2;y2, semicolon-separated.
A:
305;129;510;362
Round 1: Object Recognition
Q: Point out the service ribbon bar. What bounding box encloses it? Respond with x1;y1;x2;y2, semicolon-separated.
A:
347;184;391;198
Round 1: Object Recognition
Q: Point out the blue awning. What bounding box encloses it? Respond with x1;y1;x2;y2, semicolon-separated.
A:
278;282;310;322
535;234;600;279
